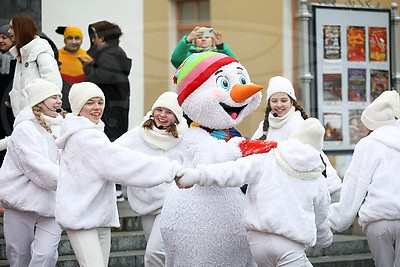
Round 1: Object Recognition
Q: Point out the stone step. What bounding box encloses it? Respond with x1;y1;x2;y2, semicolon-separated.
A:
310;253;374;266
0;230;146;260
308;234;370;257
0;249;145;267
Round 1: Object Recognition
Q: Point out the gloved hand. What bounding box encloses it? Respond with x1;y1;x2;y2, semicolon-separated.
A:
239;140;277;157
175;168;201;188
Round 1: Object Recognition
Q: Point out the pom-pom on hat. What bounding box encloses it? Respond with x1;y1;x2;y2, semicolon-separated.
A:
266;76;296;101
151;91;184;123
25;78;61;107
373;90;400;119
361;99;395;131
288;118;325;151
173;52;238;106
69;82;105;115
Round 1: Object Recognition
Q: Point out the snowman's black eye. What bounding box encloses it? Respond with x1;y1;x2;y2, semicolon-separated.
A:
239;75;247;85
216;76;230;90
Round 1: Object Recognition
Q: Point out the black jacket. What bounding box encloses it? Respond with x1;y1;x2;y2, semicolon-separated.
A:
85;44;132;141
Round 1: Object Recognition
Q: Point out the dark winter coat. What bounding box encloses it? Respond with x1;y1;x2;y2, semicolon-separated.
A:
84;44;132;141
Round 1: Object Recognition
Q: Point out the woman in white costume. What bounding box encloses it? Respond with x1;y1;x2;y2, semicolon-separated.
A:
0;78;65;267
330;92;400;267
55;82;182;267
177;118;333;267
253;76;342;202
115;91;187;266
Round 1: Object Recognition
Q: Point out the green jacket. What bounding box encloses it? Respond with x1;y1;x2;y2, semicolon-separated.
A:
170;36;238;68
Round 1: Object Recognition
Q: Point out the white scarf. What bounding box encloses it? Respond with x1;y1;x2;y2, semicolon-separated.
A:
269;106;296;129
140;112;187;150
43;114;64;138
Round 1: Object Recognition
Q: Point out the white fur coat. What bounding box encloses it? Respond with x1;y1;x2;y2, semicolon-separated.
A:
55;114;181;230
0;107;60;217
330;125;400;232
195;139;332;248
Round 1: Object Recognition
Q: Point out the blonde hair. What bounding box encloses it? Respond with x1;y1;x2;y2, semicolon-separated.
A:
32;105;67;139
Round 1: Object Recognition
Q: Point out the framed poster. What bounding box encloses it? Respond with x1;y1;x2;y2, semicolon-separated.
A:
311;4;391;151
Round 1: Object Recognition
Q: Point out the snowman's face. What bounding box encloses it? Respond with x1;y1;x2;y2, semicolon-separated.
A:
182;62;262;129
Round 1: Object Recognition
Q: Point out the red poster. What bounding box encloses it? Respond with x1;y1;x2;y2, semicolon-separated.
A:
369;27;387;62
347;26;365;61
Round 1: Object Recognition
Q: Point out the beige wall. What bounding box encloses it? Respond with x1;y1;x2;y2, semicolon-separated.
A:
144;0;399;137
143;0;171;115
211;0;284;137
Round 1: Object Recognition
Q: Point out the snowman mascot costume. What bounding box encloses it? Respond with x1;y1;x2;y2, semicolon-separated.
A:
160;52;276;266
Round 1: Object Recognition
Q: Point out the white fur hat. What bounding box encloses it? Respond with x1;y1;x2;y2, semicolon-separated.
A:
25;78;61;107
266;76;296;101
373;90;400;119
361;99;395;131
151;91;184;123
69;82;105;115
288;118;325;151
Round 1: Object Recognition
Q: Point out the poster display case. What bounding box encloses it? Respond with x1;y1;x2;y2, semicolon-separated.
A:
311;5;391;151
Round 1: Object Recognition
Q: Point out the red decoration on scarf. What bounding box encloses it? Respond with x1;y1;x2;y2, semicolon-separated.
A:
239;140;278;157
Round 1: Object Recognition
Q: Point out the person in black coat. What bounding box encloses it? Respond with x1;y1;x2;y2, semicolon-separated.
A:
0;25;16;165
79;21;132;142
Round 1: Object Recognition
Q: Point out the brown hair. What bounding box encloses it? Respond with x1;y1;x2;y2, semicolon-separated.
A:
10;14;37;57
258;97;309;140
89;21;122;46
32;105;67;139
142;118;179;139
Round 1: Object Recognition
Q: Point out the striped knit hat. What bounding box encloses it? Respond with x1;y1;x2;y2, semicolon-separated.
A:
173;52;238;106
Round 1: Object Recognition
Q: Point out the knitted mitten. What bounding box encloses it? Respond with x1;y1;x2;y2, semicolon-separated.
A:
239;140;277;157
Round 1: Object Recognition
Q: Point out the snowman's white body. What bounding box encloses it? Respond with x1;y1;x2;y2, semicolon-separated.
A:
160;59;261;266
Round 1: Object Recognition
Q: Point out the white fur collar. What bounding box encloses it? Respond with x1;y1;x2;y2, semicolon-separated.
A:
274;139;324;180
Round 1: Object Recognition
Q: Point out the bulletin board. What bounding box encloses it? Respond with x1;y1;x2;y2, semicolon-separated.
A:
311;5;391;151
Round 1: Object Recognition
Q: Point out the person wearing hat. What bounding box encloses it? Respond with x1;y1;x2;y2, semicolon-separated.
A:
0;24;16;165
252;75;342;203
83;20;132;201
7;14;62;117
55;82;182;267
170;26;237;69
0;78;65;267
114;91;188;266
330;94;400;267
55;26;91;85
176;118;332;266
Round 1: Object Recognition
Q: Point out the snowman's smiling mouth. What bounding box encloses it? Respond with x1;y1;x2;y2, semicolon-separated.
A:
219;102;247;120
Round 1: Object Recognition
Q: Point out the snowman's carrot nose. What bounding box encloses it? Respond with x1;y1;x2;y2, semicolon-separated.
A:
230;84;263;103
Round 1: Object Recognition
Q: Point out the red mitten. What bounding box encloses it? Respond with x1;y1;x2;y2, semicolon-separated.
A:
239;140;277;157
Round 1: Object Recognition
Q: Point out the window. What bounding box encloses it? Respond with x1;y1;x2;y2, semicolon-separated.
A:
176;0;210;41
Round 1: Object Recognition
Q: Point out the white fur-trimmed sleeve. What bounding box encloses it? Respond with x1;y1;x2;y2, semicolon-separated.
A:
313;180;333;248
77;130;181;188
196;153;265;187
329;140;374;232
